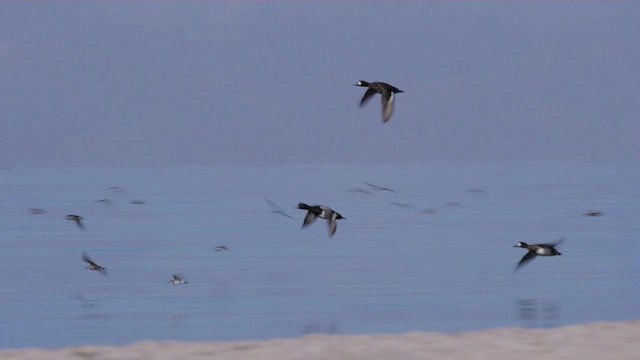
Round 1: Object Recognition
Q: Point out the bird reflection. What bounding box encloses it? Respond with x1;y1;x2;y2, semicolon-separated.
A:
516;299;561;328
302;322;340;335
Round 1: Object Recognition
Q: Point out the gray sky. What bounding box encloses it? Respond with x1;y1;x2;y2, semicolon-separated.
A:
1;2;639;167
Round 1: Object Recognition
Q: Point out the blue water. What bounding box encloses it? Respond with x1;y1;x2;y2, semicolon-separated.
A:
1;162;638;349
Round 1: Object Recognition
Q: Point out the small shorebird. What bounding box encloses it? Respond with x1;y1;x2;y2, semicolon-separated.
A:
67;214;86;230
298;203;345;238
168;273;188;285
354;80;404;123
82;252;107;276
513;238;564;270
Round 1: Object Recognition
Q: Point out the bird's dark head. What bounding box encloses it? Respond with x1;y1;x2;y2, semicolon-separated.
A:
335;212;345;220
514;242;528;248
298;203;310;210
354;80;369;87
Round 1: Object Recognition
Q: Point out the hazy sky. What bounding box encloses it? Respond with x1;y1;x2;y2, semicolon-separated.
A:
1;2;639;167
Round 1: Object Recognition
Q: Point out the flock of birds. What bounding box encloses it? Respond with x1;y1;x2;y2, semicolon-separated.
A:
69;80;402;283
63;79;604;283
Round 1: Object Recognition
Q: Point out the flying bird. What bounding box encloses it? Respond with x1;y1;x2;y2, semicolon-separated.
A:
364;182;396;193
168;273;189;285
513;238;564;270
82;252;107;276
354;80;404;123
298;203;345;238
67;214;86;230
265;198;294;219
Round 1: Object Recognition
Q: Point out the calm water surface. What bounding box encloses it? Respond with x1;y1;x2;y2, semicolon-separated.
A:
1;162;638;349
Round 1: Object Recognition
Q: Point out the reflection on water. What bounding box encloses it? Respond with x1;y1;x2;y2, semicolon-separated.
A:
170;313;188;329
72;293;104;309
516;299;561;328
302;322;340;335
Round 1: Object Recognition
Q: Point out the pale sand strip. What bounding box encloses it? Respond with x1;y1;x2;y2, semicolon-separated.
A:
2;320;639;360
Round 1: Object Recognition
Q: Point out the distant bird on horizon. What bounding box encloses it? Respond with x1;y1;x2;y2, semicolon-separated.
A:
355;80;403;123
168;273;188;285
364;182;396;193
583;211;603;217
66;214;85;230
214;245;229;252
82;252;107;276
298;203;345;238
265;198;294;219
513;238;564;270
95;199;113;206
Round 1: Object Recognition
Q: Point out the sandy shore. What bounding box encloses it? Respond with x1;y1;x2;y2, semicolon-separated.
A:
2;320;639;360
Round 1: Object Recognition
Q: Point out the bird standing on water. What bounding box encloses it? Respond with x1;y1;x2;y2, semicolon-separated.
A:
355;80;403;123
513;238;564;270
298;203;345;238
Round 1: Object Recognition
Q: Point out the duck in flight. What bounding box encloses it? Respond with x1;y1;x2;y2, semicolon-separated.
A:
355;80;403;123
168;273;189;285
298;203;345;238
513;238;563;270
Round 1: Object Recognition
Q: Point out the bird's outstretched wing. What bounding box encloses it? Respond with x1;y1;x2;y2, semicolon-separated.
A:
359;88;377;108
515;252;537;270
